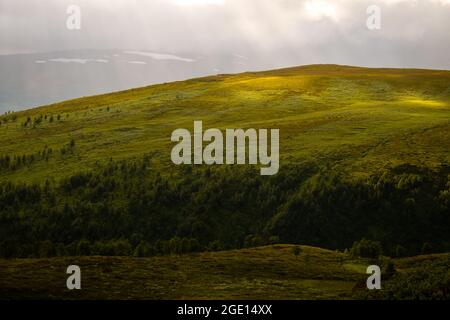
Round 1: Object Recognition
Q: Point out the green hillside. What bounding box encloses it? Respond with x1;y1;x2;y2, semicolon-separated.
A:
1;64;449;269
1;64;449;183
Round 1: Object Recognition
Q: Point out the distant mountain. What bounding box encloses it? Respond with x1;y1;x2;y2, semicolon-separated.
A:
0;49;264;113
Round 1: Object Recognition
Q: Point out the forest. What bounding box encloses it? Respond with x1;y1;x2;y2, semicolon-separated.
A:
1;155;449;259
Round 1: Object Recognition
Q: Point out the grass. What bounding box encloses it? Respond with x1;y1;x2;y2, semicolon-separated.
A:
1;245;448;300
0;245;370;300
0;64;449;184
1;64;450;300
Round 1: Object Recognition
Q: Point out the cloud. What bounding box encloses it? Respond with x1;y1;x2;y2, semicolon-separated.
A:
46;58;109;64
48;58;90;64
304;0;338;21
124;51;195;62
0;0;449;69
127;61;147;65
171;0;226;6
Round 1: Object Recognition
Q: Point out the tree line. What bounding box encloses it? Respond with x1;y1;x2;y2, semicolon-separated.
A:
0;140;75;171
0;157;449;258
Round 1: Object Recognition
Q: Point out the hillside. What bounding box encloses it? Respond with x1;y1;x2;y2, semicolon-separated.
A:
0;64;449;183
1;64;449;262
1;245;448;300
0;245;359;299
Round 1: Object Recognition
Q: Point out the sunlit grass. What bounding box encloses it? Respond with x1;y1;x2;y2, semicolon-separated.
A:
0;65;449;184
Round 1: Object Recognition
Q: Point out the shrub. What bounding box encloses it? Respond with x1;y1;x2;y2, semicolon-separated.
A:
133;241;153;257
269;236;280;245
291;246;302;257
421;242;433;254
350;239;382;259
76;239;91;256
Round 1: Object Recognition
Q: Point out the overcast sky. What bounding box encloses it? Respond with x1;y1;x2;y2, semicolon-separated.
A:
1;0;450;69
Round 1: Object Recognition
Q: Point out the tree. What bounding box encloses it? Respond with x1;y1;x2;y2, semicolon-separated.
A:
394;245;407;258
39;240;55;258
208;240;224;252
291;246;302;257
421;242;433;255
269;235;280;245
112;239;132;256
350;239;382;259
384;260;396;279
76;239;91;255
134;241;152;257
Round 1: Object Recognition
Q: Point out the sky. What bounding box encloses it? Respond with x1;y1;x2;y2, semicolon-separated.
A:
1;0;450;69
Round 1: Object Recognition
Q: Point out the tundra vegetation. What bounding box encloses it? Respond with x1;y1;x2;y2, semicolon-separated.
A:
0;65;449;299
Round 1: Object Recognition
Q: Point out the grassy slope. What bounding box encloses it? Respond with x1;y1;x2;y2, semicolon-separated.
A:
0;245;372;300
1;65;450;299
1;64;449;184
1;244;448;300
